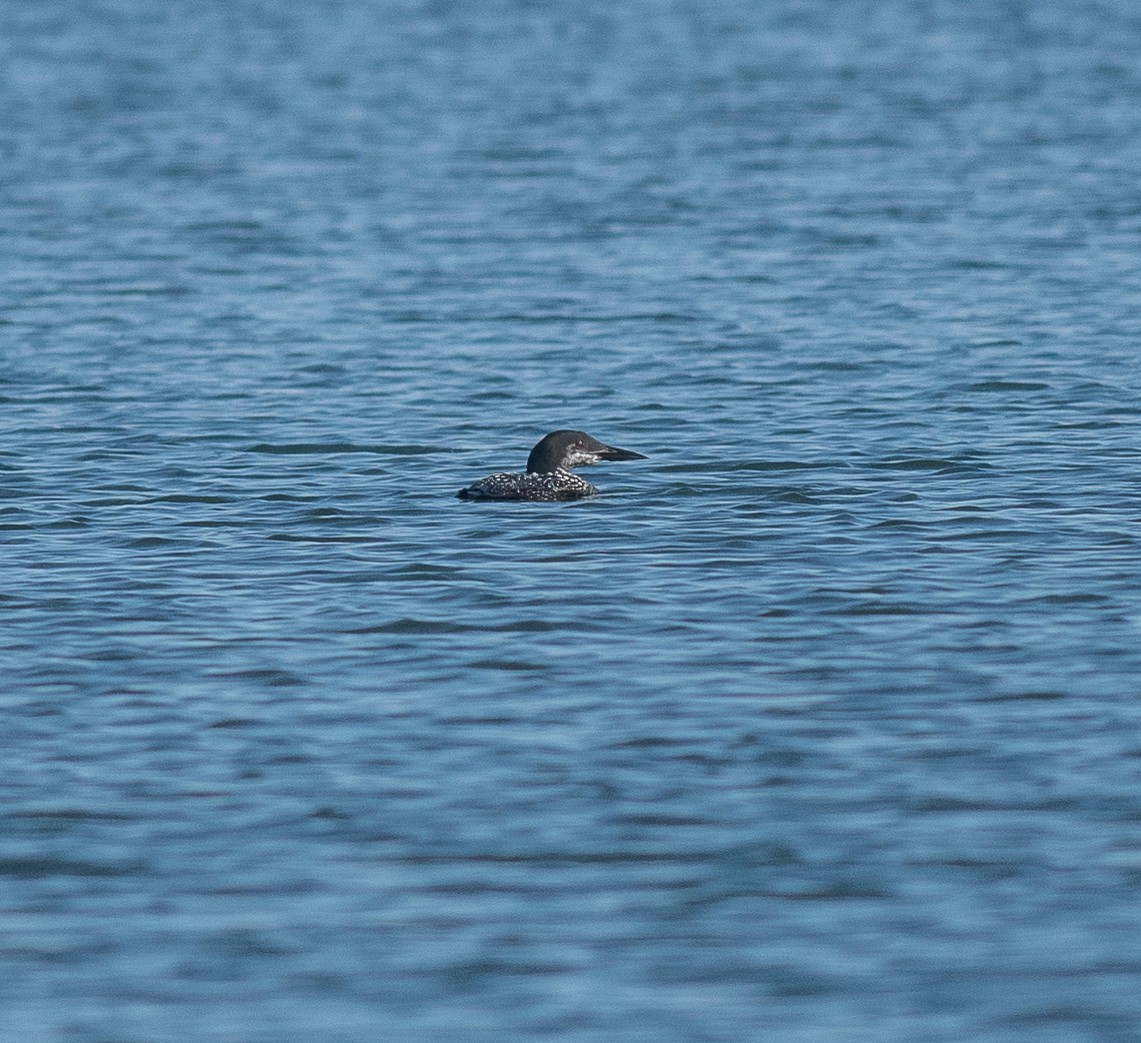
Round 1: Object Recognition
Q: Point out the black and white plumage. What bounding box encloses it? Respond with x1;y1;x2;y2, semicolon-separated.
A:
457;430;646;502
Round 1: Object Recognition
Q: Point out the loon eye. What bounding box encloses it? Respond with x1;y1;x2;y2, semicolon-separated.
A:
574;440;583;448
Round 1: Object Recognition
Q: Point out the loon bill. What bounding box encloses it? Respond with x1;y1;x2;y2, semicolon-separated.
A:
457;429;647;502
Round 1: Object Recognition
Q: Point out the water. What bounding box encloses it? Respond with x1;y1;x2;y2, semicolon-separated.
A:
4;0;1141;1039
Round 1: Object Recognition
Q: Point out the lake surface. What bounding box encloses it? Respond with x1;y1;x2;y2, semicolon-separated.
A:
4;0;1141;1039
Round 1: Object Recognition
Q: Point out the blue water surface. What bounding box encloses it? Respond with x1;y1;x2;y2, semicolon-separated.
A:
4;1;1141;1040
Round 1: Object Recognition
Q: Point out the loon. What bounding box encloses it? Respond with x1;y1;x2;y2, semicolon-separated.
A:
457;430;646;501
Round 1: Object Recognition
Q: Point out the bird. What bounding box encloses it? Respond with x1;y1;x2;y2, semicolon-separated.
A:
457;429;647;501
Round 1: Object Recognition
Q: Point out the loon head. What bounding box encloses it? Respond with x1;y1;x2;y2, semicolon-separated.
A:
525;430;647;474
